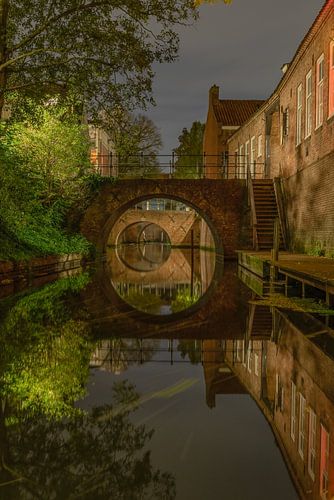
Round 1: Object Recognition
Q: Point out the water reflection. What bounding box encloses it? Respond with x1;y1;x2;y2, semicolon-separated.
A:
107;196;217;316
108;245;216;315
2;260;334;498
0;278;175;499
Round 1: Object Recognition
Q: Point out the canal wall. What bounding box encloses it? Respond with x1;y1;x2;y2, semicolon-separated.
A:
0;253;84;299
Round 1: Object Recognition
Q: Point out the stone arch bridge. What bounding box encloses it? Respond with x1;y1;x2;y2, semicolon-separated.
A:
80;179;250;259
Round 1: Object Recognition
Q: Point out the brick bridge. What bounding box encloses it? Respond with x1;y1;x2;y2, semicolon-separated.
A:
81;179;250;259
108;209;197;246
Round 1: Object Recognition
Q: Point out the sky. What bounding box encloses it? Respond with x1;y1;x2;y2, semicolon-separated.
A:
143;0;325;155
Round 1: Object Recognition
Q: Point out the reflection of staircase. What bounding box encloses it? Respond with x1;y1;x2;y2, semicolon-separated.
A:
250;179;284;250
247;304;273;341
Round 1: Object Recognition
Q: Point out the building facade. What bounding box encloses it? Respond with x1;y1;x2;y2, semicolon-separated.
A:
203;85;264;178
224;0;334;254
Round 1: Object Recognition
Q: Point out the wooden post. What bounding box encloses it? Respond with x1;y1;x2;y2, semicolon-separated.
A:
270;217;280;292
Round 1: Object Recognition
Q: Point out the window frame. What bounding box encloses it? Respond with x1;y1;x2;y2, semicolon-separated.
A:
308;408;317;481
329;41;334;119
296;83;303;145
316;53;325;129
320;424;329;500
257;134;262;157
291;382;297;441
298;393;306;459
305;70;312;138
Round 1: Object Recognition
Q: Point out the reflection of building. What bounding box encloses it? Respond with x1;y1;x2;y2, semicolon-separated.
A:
202;340;246;408
203;305;334;499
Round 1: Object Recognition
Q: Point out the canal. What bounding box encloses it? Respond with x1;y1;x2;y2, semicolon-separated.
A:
0;232;333;498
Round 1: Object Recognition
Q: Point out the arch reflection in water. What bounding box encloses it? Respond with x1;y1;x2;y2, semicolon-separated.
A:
107;197;217;316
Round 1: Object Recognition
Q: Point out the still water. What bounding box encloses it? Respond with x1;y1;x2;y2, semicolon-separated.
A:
0;243;333;499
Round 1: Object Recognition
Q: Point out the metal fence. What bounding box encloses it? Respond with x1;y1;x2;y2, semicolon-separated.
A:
91;153;266;180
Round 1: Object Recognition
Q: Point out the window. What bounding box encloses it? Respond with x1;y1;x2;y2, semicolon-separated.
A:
242;341;246;367
254;353;259;376
245;141;250;168
236;340;241;361
247;348;252;373
316;54;324;128
291;382;296;441
257;134;262;157
239;144;244;168
296;84;303;145
250;136;256;176
305;70;312;137
308;408;317;480
298;393;306;459
282;108;289;137
320;425;329;499
329;41;334;118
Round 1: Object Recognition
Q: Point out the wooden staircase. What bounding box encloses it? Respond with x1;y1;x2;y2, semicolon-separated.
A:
247;304;273;341
250;179;284;250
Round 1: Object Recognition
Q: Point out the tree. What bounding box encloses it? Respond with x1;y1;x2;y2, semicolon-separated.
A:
0;101;92;258
173;121;205;178
0;382;176;499
109;112;163;177
0;0;197;118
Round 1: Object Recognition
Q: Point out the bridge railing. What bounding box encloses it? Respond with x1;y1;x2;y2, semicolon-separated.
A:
91;153;266;180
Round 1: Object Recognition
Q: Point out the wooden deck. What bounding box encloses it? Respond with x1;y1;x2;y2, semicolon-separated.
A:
237;251;334;304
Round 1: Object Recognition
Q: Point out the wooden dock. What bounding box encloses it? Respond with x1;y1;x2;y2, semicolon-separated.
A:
237;251;334;305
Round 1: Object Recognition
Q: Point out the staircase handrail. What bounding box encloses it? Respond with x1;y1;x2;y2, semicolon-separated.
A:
247;166;259;250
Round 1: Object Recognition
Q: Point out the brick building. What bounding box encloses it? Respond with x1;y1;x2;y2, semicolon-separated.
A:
203;85;264;178
223;0;334;254
204;306;334;499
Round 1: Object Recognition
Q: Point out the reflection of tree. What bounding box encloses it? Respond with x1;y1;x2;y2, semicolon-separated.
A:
123;290;164;314
0;381;175;500
178;340;201;365
171;290;199;313
0;274;92;419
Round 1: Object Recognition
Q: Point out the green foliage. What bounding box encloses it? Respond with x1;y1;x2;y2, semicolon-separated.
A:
123;290;164;314
0;0;197;119
171;289;200;312
0;273;92;418
0;103;92;259
250;294;334;315
173;121;205;178
306;241;326;257
1;381;176;499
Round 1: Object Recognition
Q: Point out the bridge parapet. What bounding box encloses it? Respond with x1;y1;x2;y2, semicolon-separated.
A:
91;153;265;180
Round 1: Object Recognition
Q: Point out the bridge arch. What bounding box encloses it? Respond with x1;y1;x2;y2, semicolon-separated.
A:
80;179;249;259
110;210;194;247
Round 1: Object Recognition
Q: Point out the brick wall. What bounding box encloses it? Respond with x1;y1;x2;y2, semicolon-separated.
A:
279;9;334;177
284;151;334;254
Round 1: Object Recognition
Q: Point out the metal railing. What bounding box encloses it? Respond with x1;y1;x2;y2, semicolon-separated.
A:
90;153;266;180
